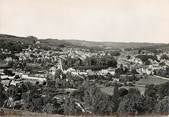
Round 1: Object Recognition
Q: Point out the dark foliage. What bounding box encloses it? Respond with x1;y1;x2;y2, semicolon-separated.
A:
136;54;159;65
118;88;146;113
62;55;117;70
155;96;169;113
144;84;158;112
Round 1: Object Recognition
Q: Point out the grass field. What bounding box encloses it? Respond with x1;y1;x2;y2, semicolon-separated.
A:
136;75;169;85
122;85;145;95
100;86;114;96
100;75;169;95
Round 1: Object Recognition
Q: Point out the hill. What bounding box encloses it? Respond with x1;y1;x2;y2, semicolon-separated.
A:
0;34;165;49
0;34;37;44
65;40;162;49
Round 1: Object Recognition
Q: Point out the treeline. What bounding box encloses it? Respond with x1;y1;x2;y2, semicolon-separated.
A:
62;55;117;70
66;81;169;115
136;54;159;65
1;78;169;115
0;40;29;53
154;67;169;78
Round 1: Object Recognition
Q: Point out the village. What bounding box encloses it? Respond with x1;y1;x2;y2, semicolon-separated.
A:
1;39;169;115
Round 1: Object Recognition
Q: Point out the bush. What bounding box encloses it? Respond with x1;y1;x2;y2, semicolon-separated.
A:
118;88;128;97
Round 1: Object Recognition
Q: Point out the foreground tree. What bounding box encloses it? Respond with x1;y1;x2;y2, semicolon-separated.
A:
118;88;145;114
0;83;7;107
144;84;158;112
155;96;169;113
157;82;169;99
83;81;118;114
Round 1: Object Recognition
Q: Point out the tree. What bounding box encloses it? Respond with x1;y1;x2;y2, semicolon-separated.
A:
161;54;169;60
138;49;142;54
110;51;121;57
0;83;7;107
3;69;15;76
159;62;166;66
42;103;54;113
136;55;158;65
157;82;169;99
30;97;44;112
145;60;151;65
118;88;145;114
144;84;158;112
126;55;131;60
64;96;83;115
118;88;128;97
155;96;169;113
145;84;158;99
144;96;157;113
83;81;118;114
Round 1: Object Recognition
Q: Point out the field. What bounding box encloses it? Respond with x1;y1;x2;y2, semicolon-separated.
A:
100;75;169;95
100;86;114;96
136;75;169;85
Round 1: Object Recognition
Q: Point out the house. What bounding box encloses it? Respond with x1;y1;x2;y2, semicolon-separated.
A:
136;67;152;75
86;69;95;75
66;68;79;76
99;68;115;76
5;57;13;62
49;66;57;76
100;69;109;75
48;66;57;81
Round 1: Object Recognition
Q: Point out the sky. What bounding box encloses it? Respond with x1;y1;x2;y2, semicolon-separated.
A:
0;0;169;43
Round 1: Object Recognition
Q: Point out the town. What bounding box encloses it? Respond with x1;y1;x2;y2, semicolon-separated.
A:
1;34;169;115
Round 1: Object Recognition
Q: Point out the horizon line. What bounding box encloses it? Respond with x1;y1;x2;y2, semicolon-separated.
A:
0;33;168;44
